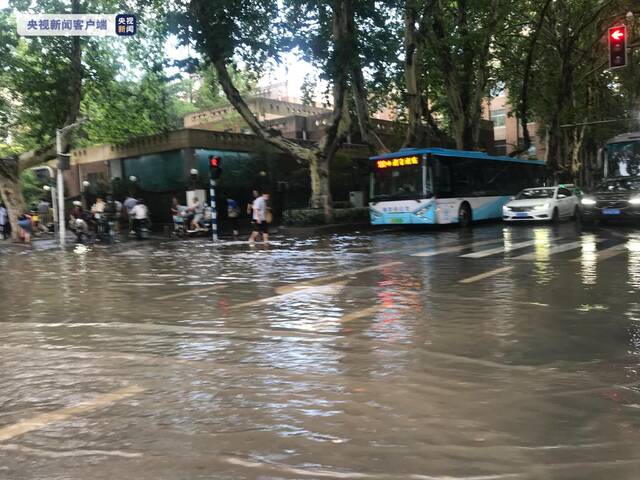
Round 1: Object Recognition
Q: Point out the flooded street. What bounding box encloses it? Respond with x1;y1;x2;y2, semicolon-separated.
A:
3;223;640;479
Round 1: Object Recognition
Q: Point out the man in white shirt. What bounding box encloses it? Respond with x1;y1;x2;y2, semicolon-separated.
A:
130;199;148;237
248;192;269;245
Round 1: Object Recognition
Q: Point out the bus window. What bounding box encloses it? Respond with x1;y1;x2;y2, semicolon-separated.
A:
434;157;452;197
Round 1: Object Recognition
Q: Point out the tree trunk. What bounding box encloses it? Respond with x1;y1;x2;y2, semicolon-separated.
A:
0;159;26;241
308;152;332;221
403;0;423;148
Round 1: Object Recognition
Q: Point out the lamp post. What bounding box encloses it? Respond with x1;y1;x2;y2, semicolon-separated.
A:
56;118;87;246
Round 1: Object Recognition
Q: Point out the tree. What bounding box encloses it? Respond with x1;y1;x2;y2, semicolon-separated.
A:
179;0;367;220
418;0;509;150
0;0;82;240
498;0;627;181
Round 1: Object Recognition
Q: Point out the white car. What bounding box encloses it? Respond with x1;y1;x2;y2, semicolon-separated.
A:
502;186;581;222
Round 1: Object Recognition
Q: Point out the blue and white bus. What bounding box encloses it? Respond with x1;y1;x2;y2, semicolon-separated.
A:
369;148;545;226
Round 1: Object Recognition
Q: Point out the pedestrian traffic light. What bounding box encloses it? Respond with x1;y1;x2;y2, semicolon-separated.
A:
608;26;627;69
209;155;222;179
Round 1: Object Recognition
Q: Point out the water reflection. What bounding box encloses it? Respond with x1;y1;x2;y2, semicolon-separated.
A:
531;228;553;284
580;233;598;286
628;238;640;289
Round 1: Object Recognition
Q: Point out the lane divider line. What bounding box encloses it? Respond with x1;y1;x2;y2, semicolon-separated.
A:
459;266;514;284
570;244;627;263
0;385;145;443
231;262;402;310
230;281;348;310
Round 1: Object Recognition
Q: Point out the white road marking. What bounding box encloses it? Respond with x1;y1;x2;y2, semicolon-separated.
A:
411;238;504;257
570;243;627;262
513;239;604;261
230;281;348;310
459;266;514;284
460;239;545;258
0;385;144;443
154;285;224;300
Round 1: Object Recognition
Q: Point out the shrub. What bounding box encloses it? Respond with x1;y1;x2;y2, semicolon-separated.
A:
283;207;369;226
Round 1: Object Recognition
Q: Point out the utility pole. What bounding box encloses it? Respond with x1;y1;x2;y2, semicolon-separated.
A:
55;119;87;246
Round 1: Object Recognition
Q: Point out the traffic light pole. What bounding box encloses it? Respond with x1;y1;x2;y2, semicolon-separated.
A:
209;178;218;242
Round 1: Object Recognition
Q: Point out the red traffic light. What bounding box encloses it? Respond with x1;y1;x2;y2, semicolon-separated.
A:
209;155;220;168
608;26;627;69
610;28;625;41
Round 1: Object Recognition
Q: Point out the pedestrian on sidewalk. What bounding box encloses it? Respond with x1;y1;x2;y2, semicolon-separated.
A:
37;198;50;231
249;192;270;245
227;198;240;238
123;195;137;234
17;213;32;244
0;203;8;240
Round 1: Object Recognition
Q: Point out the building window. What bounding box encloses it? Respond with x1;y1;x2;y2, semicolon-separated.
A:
494;139;507;156
490;109;506;127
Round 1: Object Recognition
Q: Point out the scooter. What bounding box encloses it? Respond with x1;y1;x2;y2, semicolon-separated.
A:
134;218;150;240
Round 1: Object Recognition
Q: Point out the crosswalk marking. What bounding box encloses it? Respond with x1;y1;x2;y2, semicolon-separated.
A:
459;266;514;284
411;238;504;257
513;239;604;261
570;243;627;263
460;239;546;259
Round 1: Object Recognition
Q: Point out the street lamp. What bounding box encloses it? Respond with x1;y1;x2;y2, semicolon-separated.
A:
189;168;198;190
81;180;90;209
56;118;88;245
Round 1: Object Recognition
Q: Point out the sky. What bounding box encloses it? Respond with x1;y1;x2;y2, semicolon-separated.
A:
3;0;322;104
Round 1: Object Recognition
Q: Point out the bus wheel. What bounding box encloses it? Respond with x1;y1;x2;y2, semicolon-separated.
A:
458;203;472;228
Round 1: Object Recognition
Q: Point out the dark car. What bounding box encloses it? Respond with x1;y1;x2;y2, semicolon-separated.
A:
580;177;640;225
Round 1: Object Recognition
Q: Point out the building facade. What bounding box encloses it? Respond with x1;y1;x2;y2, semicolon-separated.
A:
484;92;546;160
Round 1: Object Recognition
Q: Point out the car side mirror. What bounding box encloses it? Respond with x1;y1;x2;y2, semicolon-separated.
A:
509;196;515;201
557;194;567;199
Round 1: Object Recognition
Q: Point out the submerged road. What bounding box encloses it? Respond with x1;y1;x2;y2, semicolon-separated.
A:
2;221;640;479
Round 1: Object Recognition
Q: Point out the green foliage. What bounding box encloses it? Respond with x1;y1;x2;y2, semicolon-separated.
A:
19;170;47;208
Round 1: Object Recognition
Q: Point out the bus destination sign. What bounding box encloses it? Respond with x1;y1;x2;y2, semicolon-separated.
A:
375;156;420;170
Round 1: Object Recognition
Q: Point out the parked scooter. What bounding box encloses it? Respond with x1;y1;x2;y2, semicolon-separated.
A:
186;204;212;236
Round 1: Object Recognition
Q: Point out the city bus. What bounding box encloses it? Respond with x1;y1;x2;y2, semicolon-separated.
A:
602;131;640;177
369;147;545;226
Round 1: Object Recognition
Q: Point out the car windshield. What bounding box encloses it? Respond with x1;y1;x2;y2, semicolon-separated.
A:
515;189;554;200
596;179;640;192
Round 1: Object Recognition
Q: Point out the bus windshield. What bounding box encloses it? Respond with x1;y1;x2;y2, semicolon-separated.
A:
372;164;429;200
596;178;640;192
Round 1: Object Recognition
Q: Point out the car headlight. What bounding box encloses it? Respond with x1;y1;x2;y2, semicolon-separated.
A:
503;205;512;211
629;197;640;205
534;203;549;210
581;198;596;205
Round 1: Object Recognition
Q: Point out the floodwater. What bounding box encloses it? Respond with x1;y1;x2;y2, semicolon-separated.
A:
2;222;640;479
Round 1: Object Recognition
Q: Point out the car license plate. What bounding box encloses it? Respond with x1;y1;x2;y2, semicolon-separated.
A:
603;208;621;215
515;212;529;218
